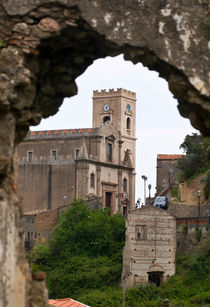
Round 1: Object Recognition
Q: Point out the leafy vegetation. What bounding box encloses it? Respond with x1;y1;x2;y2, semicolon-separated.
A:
77;237;210;306
177;133;210;183
194;226;202;242
29;199;210;306
29;199;125;298
170;185;180;201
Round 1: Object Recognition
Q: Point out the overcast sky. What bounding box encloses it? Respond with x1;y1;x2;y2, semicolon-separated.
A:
31;55;197;203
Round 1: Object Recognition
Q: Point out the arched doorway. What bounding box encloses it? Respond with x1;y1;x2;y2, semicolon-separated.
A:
148;271;164;286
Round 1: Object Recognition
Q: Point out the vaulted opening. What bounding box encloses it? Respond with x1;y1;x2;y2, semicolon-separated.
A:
148;271;164;286
31;54;197;201
103;116;110;123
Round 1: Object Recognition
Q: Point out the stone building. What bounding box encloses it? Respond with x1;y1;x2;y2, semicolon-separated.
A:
122;206;176;288
22;209;59;250
17;88;136;214
156;154;184;195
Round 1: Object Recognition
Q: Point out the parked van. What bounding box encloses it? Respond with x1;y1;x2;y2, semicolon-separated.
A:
153;196;168;210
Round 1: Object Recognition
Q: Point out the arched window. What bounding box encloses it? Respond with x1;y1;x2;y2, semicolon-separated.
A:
126;117;131;130
103;116;110;123
107;143;112;161
90;173;95;188
123;178;127;192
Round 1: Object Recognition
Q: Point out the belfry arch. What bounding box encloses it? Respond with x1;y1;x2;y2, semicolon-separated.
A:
0;1;209;306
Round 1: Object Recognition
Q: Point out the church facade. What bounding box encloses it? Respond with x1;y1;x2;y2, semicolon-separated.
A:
17;88;137;214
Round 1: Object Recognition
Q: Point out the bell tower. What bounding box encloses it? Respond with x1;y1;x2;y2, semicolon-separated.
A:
92;88;136;138
92;89;137;210
92;88;136;168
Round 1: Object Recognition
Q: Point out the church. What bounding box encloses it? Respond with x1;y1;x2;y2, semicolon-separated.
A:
17;88;137;215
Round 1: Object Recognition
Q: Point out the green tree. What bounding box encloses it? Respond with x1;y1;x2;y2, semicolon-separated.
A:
177;133;210;181
30;199;125;298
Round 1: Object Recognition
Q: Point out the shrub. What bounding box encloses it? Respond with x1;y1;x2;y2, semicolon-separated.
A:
194;226;202;242
171;185;179;199
180;224;188;233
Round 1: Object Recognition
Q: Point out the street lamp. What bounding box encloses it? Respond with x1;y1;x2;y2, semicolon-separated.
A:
141;175;147;205
148;184;152;205
197;190;201;217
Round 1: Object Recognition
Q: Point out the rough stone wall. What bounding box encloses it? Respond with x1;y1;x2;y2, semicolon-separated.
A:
176;217;210;254
156;155;183;195
168;203;210;217
122;206;176;288
20;210;59;250
0;0;209;306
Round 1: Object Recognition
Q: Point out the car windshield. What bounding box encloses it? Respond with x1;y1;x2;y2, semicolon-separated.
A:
155;197;165;204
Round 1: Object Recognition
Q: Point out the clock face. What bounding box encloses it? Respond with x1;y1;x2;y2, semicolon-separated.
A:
126;104;130;112
104;104;110;111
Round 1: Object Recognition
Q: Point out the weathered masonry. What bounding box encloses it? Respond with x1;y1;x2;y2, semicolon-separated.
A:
156;154;184;195
0;1;209;306
17;89;136;214
122;206;176;288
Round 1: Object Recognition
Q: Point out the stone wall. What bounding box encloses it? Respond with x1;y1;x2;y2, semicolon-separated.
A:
21;209;59;250
17;133;97;212
156;155;183;195
176;217;210;254
0;0;209;306
168;203;210;217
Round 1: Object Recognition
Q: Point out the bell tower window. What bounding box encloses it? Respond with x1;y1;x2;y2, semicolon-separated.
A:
103;116;110;124
126;117;131;130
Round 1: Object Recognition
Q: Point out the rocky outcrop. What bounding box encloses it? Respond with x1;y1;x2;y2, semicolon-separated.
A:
0;1;209;306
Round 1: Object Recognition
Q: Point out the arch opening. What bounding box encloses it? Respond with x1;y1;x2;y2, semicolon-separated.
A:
103;116;110;124
148;271;164;286
0;2;209;305
126;117;131;130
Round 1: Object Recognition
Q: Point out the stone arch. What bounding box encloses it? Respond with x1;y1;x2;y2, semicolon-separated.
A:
0;1;209;306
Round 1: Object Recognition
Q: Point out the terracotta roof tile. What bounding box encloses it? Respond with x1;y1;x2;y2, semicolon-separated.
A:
157;154;184;160
48;298;89;307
